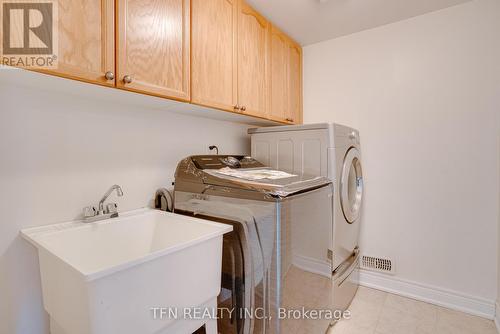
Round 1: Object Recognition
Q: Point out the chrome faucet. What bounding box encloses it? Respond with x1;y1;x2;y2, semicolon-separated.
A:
83;185;124;222
98;185;124;214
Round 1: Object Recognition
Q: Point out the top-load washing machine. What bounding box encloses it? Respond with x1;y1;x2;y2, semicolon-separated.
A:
173;155;337;334
249;123;364;312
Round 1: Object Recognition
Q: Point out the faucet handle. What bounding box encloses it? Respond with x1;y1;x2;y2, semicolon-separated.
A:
106;203;118;214
83;206;97;218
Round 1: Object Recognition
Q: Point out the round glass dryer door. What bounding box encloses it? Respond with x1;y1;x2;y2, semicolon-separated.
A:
340;147;363;223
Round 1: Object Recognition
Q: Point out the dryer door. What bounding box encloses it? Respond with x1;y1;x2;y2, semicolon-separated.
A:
340;147;363;223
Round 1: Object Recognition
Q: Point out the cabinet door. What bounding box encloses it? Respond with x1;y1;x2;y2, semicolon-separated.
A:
40;0;115;86
237;0;269;118
269;26;288;123
287;40;303;124
116;0;190;101
191;0;237;112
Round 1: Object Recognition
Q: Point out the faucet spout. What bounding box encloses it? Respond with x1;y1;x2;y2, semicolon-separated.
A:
99;185;124;212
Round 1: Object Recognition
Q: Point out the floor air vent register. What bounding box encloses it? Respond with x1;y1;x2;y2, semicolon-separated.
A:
360;255;395;274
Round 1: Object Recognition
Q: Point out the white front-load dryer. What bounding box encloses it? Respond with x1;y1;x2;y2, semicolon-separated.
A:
248;123;364;312
330;124;363;269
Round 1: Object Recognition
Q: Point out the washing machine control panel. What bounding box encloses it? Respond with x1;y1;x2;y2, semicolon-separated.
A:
190;155;264;170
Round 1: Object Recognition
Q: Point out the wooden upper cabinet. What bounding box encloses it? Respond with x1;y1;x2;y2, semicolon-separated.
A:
269;25;303;124
23;0;300;124
116;0;190;101
191;0;237;112
41;0;115;86
287;40;303;124
269;26;288;123
237;1;269;119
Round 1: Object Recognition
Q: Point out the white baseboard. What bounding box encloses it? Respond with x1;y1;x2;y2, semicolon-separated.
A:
495;302;500;333
356;269;495;320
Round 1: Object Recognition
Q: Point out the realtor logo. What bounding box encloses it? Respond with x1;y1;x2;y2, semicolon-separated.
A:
1;0;58;68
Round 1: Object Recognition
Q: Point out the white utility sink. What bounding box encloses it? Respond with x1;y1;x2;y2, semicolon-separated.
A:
21;209;232;334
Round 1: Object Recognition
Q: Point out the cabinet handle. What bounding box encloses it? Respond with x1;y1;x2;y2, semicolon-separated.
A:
123;75;133;84
234;105;240;110
104;71;115;81
286;118;294;122
240;106;246;112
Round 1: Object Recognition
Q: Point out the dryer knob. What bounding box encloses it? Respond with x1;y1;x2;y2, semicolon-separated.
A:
349;132;357;140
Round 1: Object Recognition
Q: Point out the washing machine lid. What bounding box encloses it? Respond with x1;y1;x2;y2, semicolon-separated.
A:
175;155;331;198
340;147;364;223
204;167;331;198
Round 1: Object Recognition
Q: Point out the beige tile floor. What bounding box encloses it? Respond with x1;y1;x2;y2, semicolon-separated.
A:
328;286;497;334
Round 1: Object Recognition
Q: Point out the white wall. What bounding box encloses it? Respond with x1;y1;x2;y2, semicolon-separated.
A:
0;73;251;334
304;0;500;310
497;136;500;328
